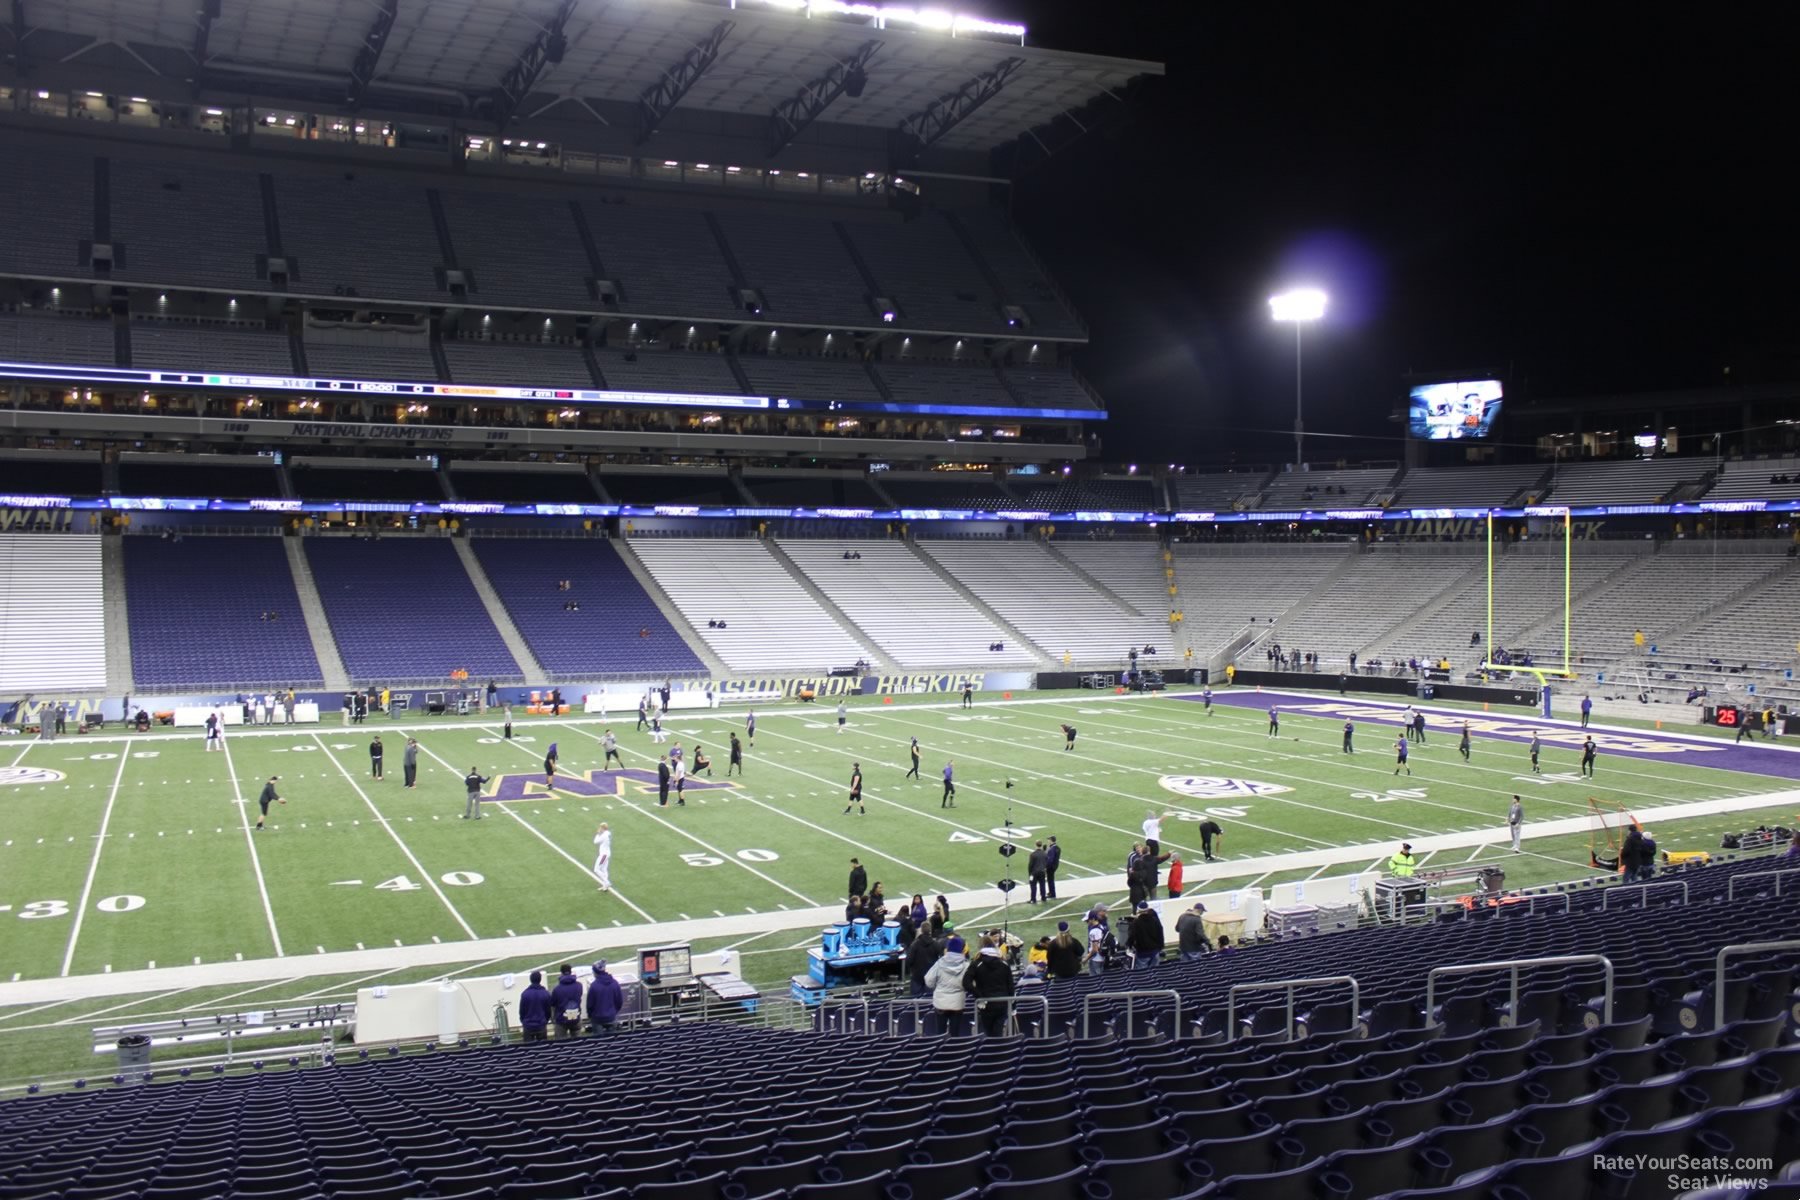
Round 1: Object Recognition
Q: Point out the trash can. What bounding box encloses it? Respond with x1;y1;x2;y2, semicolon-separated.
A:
116;1034;151;1070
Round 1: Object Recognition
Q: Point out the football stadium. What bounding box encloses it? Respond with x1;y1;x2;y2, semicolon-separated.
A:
1;3;1799;1198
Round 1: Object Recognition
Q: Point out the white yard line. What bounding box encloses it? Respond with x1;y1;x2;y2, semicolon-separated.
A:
413;737;656;924
749;723;1113;878
6;742;33;767
857;707;1337;855
59;738;133;977
222;731;285;957
175;976;312;1013
545;724;819;906
602;734;971;893
310;734;478;940
1126;697;1721;811
3;784;1795;1010
56;987;199;1026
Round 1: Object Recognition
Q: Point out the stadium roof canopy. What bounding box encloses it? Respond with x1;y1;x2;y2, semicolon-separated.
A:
23;0;1162;157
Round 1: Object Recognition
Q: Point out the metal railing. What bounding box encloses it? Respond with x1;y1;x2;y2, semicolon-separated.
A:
1521;892;1572;916
1080;989;1182;1039
818;995;877;1034
981;995;1051;1038
1600;879;1689;909
1714;940;1800;1031
1727;868;1800;900
1226;976;1359;1043
1426;954;1614;1029
880;996;938;1037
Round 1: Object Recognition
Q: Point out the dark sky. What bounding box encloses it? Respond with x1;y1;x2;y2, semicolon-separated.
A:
974;2;1799;465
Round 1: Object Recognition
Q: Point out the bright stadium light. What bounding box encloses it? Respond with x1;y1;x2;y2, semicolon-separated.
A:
1269;287;1327;323
1269;287;1327;468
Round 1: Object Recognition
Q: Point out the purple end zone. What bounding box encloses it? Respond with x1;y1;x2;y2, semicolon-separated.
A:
1182;689;1800;784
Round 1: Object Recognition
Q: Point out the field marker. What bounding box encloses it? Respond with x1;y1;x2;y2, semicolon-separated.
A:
102;965;111;974
221;732;285;958
330;880;363;887
355;942;365;950
311;734;478;940
432;936;441;944
506;929;517;937
315;946;325;954
59;737;133;978
576;922;588;931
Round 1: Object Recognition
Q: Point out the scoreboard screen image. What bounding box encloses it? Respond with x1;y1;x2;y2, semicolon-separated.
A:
1409;379;1504;440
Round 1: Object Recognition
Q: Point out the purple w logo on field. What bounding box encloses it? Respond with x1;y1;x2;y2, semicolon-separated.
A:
486;768;737;804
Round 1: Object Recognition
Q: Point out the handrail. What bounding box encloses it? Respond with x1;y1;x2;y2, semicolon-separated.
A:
1426;954;1614;1029
1226;976;1359;1043
1714;940;1800;1030
1600;879;1689;909
1521;892;1572;916
1727;868;1800;900
981;994;1051;1039
1400;899;1466;923
1080;989;1182;1040
880;996;938;1038
817;996;872;1034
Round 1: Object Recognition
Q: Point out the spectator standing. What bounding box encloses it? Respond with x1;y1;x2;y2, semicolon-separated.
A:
907;736;921;779
1129;901;1166;969
402;738;419;788
1046;922;1084;979
369;735;384;781
503;704;513;740
1175;902;1211;961
517;971;552;1042
1580;694;1593;726
1085;908;1111;976
836;700;848;735
1581;736;1598;777
549;965;584;1039
1044;836;1062;898
585;961;622;1034
283;690;296;725
848;858;867;899
970;940;1015;1036
1509;795;1524;853
657;755;672;807
925;937;971;1035
1027;841;1048;903
906;926;938;997
1167;855;1185;899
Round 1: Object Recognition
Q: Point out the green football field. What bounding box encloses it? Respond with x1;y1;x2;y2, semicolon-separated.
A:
0;687;1794;1082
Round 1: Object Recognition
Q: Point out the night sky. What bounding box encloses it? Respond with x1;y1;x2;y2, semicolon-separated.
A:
978;3;1798;465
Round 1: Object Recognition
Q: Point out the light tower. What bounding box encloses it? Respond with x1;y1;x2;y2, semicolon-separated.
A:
1268;287;1328;469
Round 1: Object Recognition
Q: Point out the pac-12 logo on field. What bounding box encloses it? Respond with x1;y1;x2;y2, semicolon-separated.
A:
0;767;65;787
1159;776;1291;800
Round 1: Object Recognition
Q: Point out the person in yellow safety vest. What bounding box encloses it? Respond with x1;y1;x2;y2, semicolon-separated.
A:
1388;842;1418;878
1225;664;1236;685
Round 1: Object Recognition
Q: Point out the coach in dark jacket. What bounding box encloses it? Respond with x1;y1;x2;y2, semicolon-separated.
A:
970;943;1016;1036
586;961;624;1033
549;966;584;1039
518;970;553;1042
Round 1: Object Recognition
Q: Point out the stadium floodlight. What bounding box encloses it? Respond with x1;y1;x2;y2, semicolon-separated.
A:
1269;287;1327;468
1268;287;1327;323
